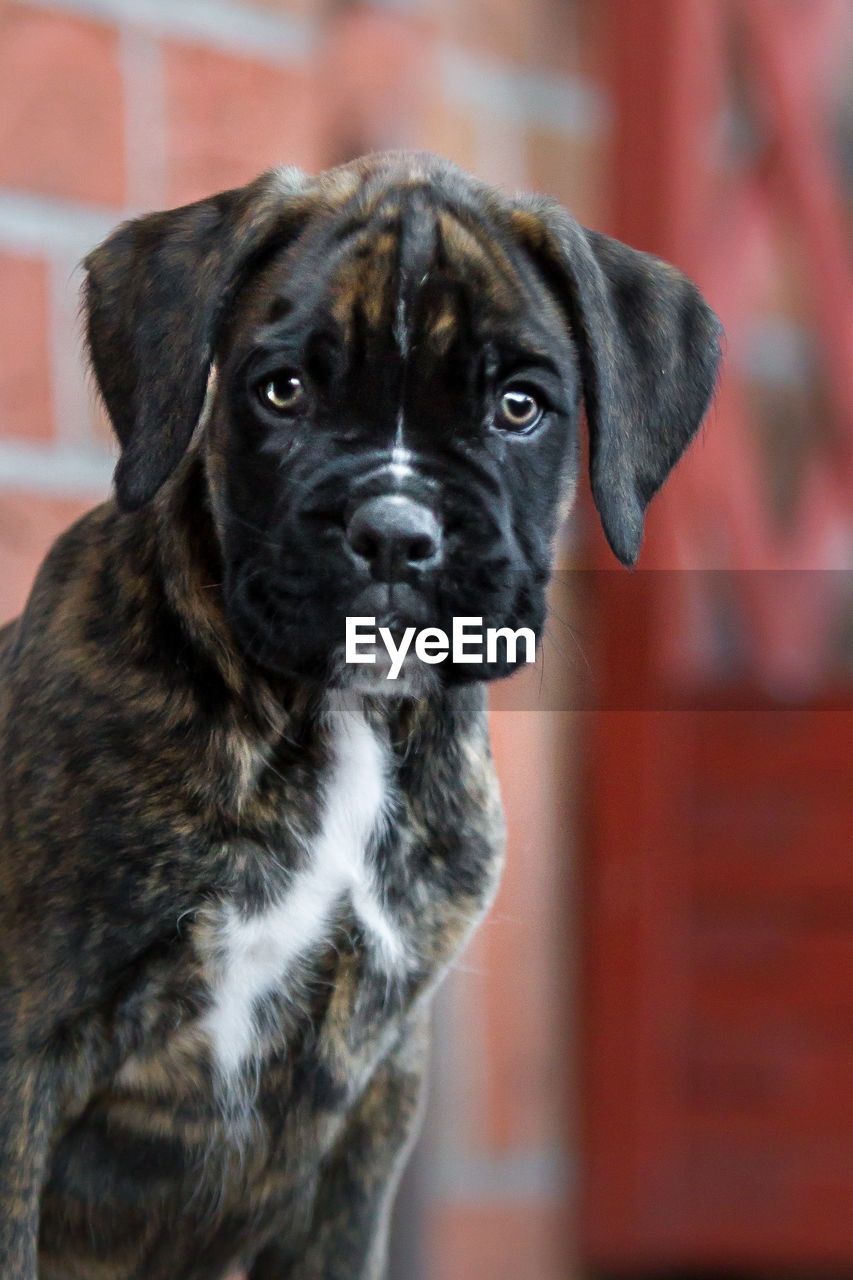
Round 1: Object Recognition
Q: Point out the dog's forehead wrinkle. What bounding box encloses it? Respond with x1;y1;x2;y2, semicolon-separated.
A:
432;210;537;329
228;177;566;450
248;192;521;359
394;291;409;362
391;197;443;451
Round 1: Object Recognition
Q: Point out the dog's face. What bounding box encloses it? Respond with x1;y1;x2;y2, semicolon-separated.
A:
84;153;721;688
211;174;583;686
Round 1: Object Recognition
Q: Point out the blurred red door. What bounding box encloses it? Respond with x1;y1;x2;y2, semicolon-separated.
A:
579;1;853;1272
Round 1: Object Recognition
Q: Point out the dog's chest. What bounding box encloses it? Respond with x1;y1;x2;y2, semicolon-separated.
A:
200;698;403;1078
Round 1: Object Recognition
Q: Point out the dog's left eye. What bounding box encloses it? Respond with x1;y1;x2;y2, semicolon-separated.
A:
258;374;306;415
496;388;544;433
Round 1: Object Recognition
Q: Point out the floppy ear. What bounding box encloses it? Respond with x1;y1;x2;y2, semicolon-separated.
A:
84;167;309;510
510;198;722;566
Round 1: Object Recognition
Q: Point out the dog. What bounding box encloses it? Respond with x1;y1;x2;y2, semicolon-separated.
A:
0;151;720;1279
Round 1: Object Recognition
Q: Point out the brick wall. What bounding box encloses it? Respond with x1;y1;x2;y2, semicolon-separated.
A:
0;3;609;1276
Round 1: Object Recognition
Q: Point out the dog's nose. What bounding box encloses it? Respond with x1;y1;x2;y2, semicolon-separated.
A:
346;495;442;579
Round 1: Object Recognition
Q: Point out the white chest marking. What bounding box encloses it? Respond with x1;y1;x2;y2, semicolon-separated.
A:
201;695;403;1078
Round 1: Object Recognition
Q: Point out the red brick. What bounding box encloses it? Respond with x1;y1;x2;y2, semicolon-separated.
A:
162;43;318;205
318;10;437;159
420;100;479;173
525;128;608;227
0;2;125;206
426;0;542;66
250;0;323;16
424;0;604;79
429;1201;570;1280
88;392;115;453
479;709;573;1150
0;492;91;625
0;252;53;443
534;0;609;80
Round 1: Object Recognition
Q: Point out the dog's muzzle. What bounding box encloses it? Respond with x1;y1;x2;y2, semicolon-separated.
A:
346;494;442;582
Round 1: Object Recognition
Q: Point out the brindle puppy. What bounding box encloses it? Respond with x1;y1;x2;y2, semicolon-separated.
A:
0;152;720;1279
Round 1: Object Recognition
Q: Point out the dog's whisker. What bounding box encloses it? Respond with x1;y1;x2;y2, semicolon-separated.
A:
545;603;592;673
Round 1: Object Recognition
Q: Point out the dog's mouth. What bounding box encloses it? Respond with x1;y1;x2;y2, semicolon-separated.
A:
349;581;432;633
226;564;543;692
224;568;424;673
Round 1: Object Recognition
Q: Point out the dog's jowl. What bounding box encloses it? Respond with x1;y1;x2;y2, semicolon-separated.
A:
0;152;720;1279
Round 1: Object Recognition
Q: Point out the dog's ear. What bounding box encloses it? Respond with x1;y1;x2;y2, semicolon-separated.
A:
509;198;722;566
84;167;310;510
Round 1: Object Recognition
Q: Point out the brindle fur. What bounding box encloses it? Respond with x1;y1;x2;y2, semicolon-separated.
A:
0;152;720;1279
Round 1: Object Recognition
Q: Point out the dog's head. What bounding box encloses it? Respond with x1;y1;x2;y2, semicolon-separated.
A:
84;152;720;689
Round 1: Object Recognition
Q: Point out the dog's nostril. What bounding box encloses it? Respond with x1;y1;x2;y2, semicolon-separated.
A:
407;533;436;562
346;495;442;578
350;530;380;563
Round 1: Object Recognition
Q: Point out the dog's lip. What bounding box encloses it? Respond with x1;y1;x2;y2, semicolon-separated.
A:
350;581;430;631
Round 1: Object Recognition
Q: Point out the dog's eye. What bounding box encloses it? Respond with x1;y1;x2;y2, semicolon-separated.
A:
258;374;305;415
496;388;544;433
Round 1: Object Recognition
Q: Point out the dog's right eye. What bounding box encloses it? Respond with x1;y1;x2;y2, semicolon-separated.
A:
257;374;306;415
